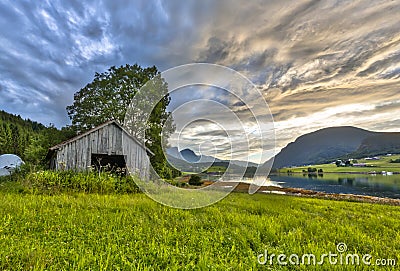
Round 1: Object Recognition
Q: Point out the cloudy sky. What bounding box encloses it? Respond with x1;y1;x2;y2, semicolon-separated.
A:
1;0;400;162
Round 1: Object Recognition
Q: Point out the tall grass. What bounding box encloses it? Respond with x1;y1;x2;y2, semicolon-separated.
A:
0;192;398;270
0;167;399;270
1;166;140;195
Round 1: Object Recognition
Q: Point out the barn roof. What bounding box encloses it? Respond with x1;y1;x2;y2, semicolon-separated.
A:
48;120;154;156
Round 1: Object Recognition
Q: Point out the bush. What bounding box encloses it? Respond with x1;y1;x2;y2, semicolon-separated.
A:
188;175;203;186
167;180;188;188
307;167;317;173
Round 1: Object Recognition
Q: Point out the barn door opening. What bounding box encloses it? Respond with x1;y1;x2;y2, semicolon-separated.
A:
91;154;127;174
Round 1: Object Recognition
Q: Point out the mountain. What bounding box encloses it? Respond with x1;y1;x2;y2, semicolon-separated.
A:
0;110;46;131
180;149;201;163
352;133;400;157
166;147;217;163
271;126;374;168
165;147;258;171
167;126;400;170
0;110;74;164
0;110;46;158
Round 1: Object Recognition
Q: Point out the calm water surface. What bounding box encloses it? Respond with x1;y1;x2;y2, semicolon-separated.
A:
270;173;400;199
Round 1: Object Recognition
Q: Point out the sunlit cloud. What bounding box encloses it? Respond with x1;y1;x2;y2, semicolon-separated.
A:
0;0;399;162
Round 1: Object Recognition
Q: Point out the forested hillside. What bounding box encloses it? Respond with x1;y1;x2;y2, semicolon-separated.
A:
0;110;74;165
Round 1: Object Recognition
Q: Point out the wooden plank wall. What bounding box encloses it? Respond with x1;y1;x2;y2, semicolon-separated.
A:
54;123;150;178
122;132;150;179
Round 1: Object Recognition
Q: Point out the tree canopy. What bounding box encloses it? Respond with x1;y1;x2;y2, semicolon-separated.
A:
66;64;179;179
67;64;160;132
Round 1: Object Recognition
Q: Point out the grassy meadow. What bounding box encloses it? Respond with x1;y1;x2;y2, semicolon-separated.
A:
0;171;399;270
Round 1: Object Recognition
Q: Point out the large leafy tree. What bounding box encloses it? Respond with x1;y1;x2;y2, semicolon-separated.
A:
66;64;178;179
67;64;159;132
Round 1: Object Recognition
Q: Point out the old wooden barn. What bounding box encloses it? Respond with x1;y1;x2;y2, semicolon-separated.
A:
47;120;152;179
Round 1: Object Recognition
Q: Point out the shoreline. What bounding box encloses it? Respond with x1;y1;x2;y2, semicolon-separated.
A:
271;186;400;206
209;181;400;206
274;171;400;175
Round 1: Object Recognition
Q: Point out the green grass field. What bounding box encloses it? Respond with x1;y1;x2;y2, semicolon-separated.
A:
279;154;400;174
0;175;399;270
205;166;226;172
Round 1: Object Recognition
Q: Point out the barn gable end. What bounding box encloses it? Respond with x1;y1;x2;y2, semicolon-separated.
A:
47;120;151;179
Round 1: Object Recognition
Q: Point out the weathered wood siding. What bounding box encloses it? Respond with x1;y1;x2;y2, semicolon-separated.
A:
53;123;150;179
122;133;150;179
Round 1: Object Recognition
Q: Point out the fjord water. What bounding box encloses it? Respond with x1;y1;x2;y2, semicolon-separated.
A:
270;173;400;199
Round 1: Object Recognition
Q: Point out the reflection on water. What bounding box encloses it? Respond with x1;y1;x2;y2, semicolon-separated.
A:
270;173;400;199
217;176;283;187
301;173;324;178
238;177;283;187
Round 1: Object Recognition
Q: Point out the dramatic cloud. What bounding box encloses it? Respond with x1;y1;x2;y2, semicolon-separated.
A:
0;0;399;162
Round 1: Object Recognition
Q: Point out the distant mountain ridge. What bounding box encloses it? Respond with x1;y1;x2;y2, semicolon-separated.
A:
167;126;400;170
270;126;400;168
166;147;258;169
166;147;218;163
353;133;400;157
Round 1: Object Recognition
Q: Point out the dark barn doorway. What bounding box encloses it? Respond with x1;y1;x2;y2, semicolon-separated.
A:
91;154;127;174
